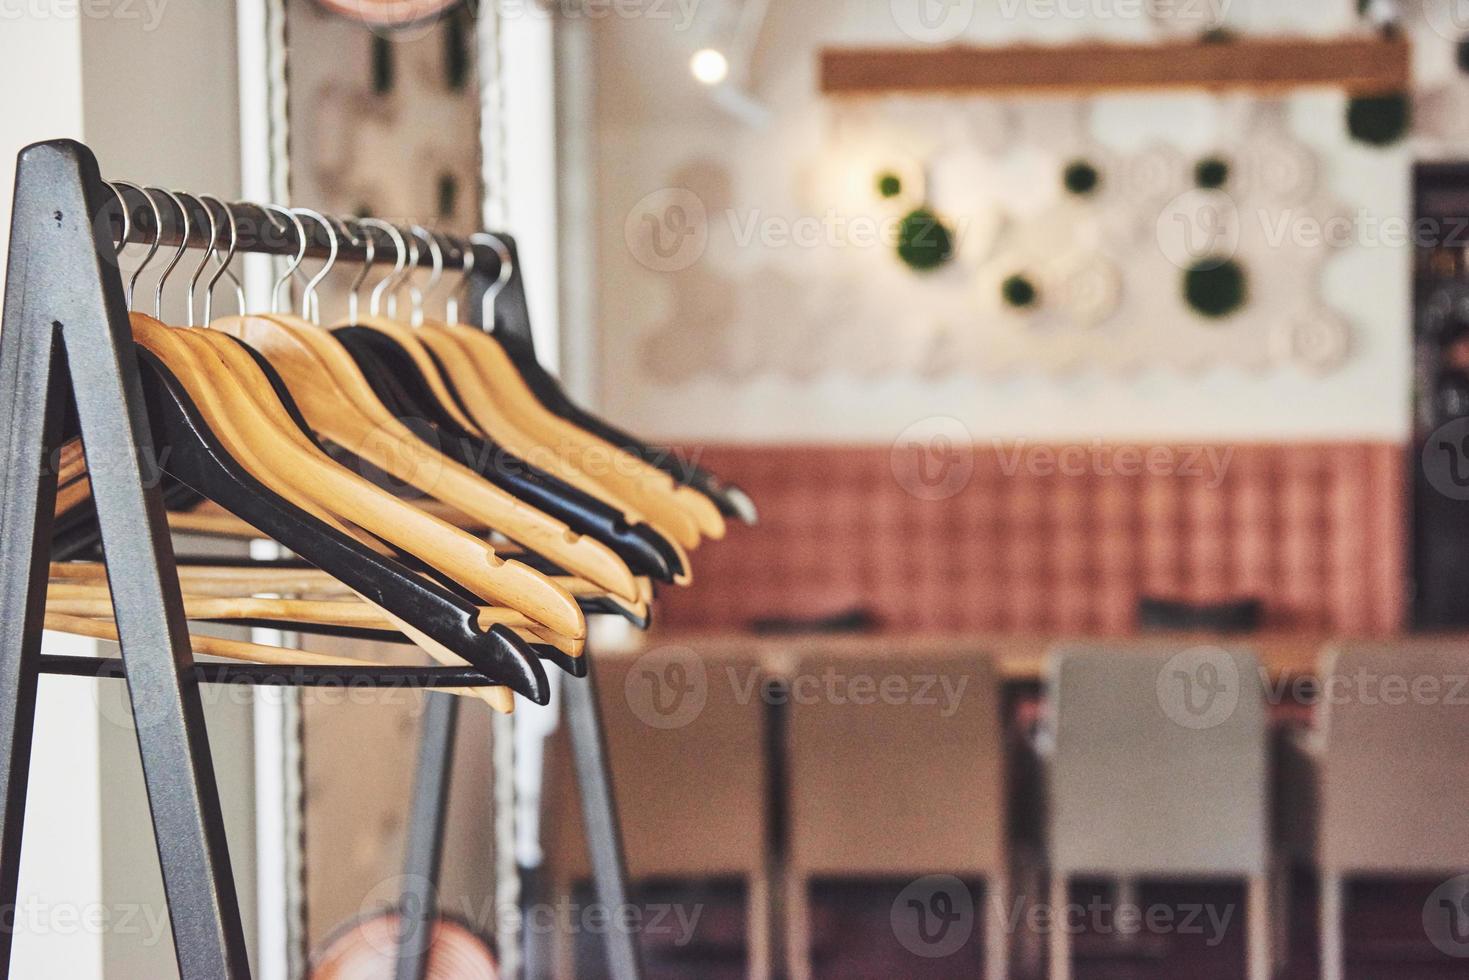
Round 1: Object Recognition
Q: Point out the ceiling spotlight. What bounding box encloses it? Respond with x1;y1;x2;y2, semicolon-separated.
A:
690;48;730;86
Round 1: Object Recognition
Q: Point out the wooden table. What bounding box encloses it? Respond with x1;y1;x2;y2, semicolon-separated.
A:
593;630;1469;682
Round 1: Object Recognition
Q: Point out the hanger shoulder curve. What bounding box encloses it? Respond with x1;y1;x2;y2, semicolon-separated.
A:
144;315;584;638
214;314;640;605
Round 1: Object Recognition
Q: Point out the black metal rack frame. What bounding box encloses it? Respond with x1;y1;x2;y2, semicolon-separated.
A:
0;139;644;980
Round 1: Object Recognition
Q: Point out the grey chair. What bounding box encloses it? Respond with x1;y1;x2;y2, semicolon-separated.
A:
785;649;1009;979
1043;643;1273;980
544;650;770;979
1281;641;1469;980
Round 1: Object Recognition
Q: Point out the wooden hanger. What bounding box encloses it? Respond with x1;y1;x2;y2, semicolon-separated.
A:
45;579;582;659
166;505;262;538
220;308;641;600
212;206;640;604
130;312;583;639
326;223;686;586
341;220;484;435
56;437;85;486
110;201;581;641
364;226;709;553
385;236;703;569
43;611;513;712
414;321;697;583
53;564;602;640
79;185;556;704
450;234;725;545
428;318;724;552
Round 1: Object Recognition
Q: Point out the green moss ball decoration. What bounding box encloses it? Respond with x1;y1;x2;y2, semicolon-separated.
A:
1184;258;1247;319
1063;160;1101;196
1195;157;1230;189
1002;274;1039;309
1347;92;1411;147
876;171;903;199
896;208;954;272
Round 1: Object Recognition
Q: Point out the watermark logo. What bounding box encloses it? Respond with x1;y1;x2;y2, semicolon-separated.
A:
891;416;975;501
891;875;976;958
892;0;976;44
625;189;708;273
1156;189;1239;269
93;662;172;735
1157;646;1240;730
625;646;707;729
349;419;444;498
1424;875;1469;958
1423;417;1469;502
1422;1;1469;41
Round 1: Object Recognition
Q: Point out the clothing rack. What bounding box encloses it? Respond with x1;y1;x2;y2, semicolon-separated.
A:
0;138;644;980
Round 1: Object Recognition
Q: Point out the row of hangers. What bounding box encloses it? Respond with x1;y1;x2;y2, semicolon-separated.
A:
48;181;753;712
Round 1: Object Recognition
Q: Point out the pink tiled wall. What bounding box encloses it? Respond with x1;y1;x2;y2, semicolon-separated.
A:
663;443;1407;634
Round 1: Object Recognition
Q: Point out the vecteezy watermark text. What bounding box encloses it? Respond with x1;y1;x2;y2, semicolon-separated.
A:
624;647;974;729
0;0;169;31
995;441;1234;488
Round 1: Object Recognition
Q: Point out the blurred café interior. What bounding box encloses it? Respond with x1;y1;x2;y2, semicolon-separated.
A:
4;0;1469;978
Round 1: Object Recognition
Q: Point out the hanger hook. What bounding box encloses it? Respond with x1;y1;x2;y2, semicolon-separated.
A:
151;187;191;320
103;181;130;260
359;218;406;316
470;232;514;332
446;231;473;323
112;181;160;309
389;224;420;321
292;208;339;325
199;195;242;323
335;217;374;323
174;191;215;327
407;225;442;326
262;204;307;315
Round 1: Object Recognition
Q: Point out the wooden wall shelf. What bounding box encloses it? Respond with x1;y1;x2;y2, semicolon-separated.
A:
820;35;1410;97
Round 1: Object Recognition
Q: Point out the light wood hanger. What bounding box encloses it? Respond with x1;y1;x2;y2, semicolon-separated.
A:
430;319;723;547
414;321;695;584
54;474;91;516
45;581;582;658
330;223;697;580
167;506;262;538
43;611;513;712
49;563;598;653
379;229;702;571
123;193;580;637
130;311;584;638
339;220;484;435
56;437;86;486
206;308;639;605
427;234;724;543
209;206;639;604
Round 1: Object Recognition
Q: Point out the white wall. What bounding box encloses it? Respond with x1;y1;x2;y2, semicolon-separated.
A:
0;4;255;977
580;0;1443;444
0;13;104;976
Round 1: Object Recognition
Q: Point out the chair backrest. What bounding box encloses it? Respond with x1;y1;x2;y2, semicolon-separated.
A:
1318;641;1469;874
1047;643;1269;877
787;649;1005;877
546;648;767;882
